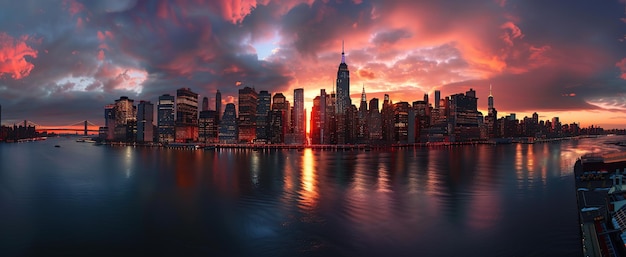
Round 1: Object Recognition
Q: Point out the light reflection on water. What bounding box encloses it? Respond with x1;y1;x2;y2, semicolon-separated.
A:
2;136;626;256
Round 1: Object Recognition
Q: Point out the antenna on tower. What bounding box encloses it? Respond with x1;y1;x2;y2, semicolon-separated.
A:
341;40;346;63
489;84;493;97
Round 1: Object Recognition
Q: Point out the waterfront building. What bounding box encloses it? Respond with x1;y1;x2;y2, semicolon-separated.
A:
136;100;154;142
269;93;288;144
449;88;481;142
412;100;431;143
381;94;394;143
357;85;368;142
175;88;198;142
319;89;327;144
216;90;222;124
238;86;258;143
218;103;238;143
325;92;337;144
289;88;305;144
103;104;115;141
256;90;271;143
335;42;350;144
310;96;321;144
199;110;218;143
368;98;382;141
393;102;410;143
113;96;136;142
485;85;498;139
157;94;175;143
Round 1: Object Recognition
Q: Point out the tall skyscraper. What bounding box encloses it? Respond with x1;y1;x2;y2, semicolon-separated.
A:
368;98;382;140
202;97;209;111
219;103;238;143
238;86;258;143
336;41;350;144
0;103;2;127
136;101;154;142
488;84;494;112
292;88;305;144
319;89;327;144
216;90;222;124
157;94;175;143
434;90;441;109
358;85;368;141
175;88;199;142
113;96;136;142
104;104;115;141
256;90;271;142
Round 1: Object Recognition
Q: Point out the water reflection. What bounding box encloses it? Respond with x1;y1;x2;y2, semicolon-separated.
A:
298;149;318;211
6;136;625;256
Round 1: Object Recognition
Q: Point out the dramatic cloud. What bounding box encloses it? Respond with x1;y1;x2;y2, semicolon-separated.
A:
0;0;625;128
0;33;38;79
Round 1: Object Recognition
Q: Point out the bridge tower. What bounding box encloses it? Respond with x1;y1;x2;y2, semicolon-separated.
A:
84;120;88;136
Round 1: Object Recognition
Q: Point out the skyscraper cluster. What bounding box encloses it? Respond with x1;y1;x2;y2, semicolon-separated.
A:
98;44;599;145
101;86;308;144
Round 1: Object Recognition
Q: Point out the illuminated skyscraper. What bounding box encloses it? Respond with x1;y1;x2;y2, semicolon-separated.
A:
336;41;350;144
136;101;154;142
238;86;258;143
157;94;175;143
113;96;136;142
175;88;198;142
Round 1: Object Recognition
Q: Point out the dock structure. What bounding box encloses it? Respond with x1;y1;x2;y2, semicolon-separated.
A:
575;153;626;257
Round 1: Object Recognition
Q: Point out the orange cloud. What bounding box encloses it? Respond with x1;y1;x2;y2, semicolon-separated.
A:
357;69;375;79
0;32;38;79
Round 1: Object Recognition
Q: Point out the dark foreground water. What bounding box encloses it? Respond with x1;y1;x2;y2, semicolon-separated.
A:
2;136;626;256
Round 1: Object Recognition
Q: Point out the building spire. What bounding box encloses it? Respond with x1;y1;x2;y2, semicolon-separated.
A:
361;83;366;102
489;84;493;97
341;40;346;64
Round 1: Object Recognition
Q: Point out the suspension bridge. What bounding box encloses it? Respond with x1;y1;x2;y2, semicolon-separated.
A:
22;120;102;135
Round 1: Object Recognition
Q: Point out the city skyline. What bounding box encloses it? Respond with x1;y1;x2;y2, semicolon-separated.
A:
1;1;626;128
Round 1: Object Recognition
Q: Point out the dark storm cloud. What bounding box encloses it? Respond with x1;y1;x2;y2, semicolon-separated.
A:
1;0;626;126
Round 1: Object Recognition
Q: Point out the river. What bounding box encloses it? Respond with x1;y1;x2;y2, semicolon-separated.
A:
2;136;625;256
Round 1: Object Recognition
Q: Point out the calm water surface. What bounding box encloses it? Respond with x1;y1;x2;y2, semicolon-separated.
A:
2;136;626;256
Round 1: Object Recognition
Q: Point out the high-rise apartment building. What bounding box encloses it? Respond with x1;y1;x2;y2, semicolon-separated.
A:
434;90;441;109
157;94;175;143
136;101;154;142
238;86;258;143
368;98;382;140
104;104;115;141
175;88;198;142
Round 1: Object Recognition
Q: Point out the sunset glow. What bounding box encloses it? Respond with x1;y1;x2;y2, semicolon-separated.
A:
0;0;625;128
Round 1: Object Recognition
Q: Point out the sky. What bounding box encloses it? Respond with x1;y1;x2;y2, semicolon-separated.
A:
1;0;626;129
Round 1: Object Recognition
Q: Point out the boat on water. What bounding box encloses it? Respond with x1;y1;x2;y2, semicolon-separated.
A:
54;145;61;148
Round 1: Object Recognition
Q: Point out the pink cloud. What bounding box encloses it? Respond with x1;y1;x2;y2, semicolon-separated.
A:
0;32;38;79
